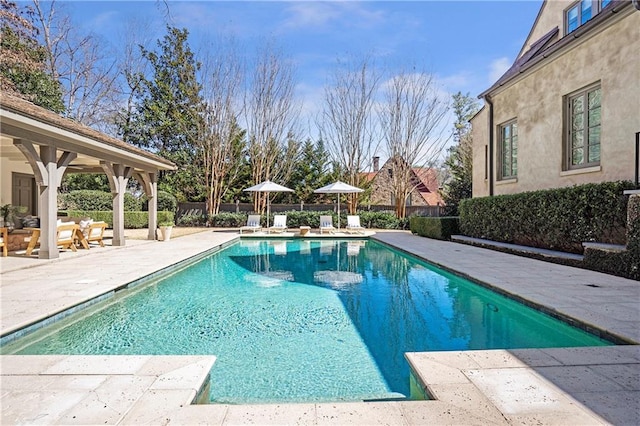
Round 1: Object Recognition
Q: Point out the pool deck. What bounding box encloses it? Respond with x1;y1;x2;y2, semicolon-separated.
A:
1;230;638;425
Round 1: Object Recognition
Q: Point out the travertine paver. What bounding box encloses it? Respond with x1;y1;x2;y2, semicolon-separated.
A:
1;230;639;424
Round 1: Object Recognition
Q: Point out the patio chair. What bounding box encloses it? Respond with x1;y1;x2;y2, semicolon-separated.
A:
346;215;365;234
240;215;262;234
86;221;107;247
78;219;107;248
57;222;79;252
319;215;336;234
0;227;7;257
268;215;288;234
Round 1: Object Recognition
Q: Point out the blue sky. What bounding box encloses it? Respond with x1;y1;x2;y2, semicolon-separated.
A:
61;0;542;145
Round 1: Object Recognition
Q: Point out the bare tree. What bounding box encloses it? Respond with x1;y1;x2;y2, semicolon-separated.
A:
320;56;381;213
378;69;449;218
31;0;120;133
199;37;246;215
244;43;301;213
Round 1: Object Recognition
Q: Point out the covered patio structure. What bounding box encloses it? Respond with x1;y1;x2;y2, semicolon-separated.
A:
0;94;176;259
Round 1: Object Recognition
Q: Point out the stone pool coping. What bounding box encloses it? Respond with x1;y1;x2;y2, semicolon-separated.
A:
1;230;639;424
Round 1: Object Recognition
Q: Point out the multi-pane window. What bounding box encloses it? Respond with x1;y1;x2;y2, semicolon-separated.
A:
567;85;601;169
566;0;612;34
499;120;518;180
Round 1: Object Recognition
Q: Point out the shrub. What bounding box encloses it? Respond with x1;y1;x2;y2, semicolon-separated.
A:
410;216;459;240
459;181;634;253
158;191;177;212
124;193;142;211
178;212;207;227
59;190;141;211
204;210;409;230
63;210;174;229
358;211;405;229
208;212;248;227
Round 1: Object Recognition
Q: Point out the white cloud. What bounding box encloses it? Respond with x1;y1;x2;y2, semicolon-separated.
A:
489;57;512;83
281;2;384;30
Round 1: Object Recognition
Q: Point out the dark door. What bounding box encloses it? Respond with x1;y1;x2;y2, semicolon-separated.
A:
12;172;36;215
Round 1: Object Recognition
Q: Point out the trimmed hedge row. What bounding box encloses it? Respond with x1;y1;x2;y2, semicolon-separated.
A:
62;210;174;229
60;190;178;214
583;193;640;280
410;217;459;240
459;181;634;253
59;190;142;211
180;210;410;229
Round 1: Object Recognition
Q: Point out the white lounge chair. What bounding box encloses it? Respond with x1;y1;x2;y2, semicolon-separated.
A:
268;215;288;234
78;218;107;247
240;215;262;234
346;215;365;234
319;215;336;234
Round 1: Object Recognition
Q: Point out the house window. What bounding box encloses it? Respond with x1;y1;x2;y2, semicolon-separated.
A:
566;84;601;169
499;120;518;180
565;0;612;34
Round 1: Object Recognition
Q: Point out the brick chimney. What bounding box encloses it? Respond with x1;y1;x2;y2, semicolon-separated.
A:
373;156;379;172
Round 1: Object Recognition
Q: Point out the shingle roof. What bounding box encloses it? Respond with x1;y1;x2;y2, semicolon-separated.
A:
0;93;175;169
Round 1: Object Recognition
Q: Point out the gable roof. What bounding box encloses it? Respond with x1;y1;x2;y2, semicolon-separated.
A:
366;157;444;205
0;93;175;170
479;0;634;98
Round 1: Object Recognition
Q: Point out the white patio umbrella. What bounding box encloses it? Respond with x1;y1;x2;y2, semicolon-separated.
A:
243;180;294;228
313;181;364;229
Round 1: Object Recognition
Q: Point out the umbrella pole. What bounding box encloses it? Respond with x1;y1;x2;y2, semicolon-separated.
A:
337;195;340;230
266;192;270;229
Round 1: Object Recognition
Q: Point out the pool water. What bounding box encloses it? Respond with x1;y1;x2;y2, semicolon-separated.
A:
2;239;611;403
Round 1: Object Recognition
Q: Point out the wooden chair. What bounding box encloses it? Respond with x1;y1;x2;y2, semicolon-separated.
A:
57;223;79;252
86;221;107;247
0;227;7;257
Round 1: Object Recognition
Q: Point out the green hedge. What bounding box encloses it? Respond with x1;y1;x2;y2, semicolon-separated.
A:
59;190;142;211
583;193;640;280
63;210;174;229
202;210;408;229
459;181;634;253
410;216;459;240
142;191;177;213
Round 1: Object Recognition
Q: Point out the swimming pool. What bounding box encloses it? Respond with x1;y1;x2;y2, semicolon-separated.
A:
1;239;611;403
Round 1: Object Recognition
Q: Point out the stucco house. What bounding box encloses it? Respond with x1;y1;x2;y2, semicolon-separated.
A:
471;0;639;197
366;156;443;207
0;94;176;259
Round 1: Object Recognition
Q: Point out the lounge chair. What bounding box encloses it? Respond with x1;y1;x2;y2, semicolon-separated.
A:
86;221;107;247
240;215;262;234
0;227;7;257
57;222;79;252
78;219;107;248
268;215;288;234
319;215;336;234
346;215;365;234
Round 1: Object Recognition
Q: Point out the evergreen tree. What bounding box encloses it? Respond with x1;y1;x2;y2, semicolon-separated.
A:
0;0;63;111
121;26;206;202
286;138;334;203
441;92;479;216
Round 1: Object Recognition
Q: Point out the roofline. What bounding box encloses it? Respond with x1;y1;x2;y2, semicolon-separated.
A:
0;95;176;171
516;0;548;59
478;1;634;99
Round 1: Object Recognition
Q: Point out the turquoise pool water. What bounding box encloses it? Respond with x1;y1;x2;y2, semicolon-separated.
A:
2;239;611;403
